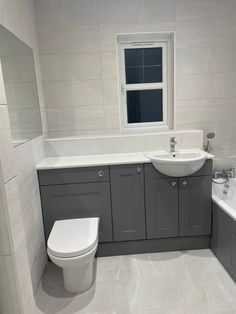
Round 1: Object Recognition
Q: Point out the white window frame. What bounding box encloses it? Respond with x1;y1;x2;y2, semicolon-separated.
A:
117;32;175;133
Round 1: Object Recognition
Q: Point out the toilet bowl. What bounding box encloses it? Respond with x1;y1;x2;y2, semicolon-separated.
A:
47;217;99;293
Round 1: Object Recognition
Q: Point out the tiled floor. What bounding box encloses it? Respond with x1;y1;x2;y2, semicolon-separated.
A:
35;249;236;314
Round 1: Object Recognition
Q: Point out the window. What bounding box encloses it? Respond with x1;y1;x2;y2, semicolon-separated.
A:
118;33;174;132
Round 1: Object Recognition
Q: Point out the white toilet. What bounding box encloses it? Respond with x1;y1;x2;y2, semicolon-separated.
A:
47;217;99;293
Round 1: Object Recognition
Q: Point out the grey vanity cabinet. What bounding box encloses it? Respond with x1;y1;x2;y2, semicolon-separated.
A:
40;182;113;243
144;161;212;240
145;177;179;239
38;160;213;257
179;176;212;237
110;164;146;241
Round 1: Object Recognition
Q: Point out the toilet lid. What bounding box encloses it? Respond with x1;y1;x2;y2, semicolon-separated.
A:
47;217;99;258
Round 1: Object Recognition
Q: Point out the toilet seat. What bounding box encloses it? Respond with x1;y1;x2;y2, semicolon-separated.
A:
47;217;99;258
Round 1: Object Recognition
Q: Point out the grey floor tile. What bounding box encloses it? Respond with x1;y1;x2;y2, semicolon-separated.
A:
35;249;236;314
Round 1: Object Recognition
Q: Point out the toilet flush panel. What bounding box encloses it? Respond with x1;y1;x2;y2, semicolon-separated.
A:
40;182;113;243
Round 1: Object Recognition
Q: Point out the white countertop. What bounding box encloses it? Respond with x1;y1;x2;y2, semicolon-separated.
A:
36;151;214;170
36;152;151;170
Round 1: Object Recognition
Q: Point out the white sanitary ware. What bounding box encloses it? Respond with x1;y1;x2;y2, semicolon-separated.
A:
212;178;236;221
145;149;208;177
47;217;99;293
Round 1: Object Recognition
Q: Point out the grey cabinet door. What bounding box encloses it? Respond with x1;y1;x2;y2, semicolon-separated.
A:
212;204;232;273
179;176;212;236
212;203;236;281
230;230;236;280
110;164;146;241
40;182;113;243
145;178;179;239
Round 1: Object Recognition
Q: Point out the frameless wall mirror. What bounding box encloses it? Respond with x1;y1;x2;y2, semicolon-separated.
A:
0;24;42;146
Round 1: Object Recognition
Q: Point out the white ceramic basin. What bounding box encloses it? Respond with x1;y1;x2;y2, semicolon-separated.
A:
145;149;208;177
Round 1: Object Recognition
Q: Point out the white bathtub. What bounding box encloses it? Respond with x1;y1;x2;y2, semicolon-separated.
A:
212;178;236;221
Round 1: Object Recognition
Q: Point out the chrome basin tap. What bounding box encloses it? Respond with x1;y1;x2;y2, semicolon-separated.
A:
170;137;177;153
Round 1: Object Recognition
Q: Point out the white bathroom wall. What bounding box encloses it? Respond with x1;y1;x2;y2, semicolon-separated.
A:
44;129;203;157
35;0;236;167
0;0;47;313
175;1;236;168
0;84;23;313
35;0;176;138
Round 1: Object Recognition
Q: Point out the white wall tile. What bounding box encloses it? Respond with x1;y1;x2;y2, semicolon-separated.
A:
176;98;236;127
43;80;103;107
4;0;36;47
0;0;7;26
98;0;175;25
104;104;120;130
0;60;7;104
103;78;119;105
0;105;16;183
44;136;108;156
0;82;6;104
47;128;120;139
64;0;98;25
177;46;236;75
23;205;45;270
13;136;46;294
30;241;47;294
176;19;236;49
15;241;36;312
43;130;202;157
13;155;46;293
14;136;44;183
176;0;236;22
0;60;4;83
176;72;236;100
46;106;105;132
0;165;11;256
101;52;118;78
35;0;64;26
36;0;236;170
5;177;25;252
182;131;203;150
0;255;22;314
0;1;46;314
38;25;100;54
177;121;236;151
40;53;102;81
18;0;35;20
99;22;176;52
141;0;176;23
98;0;143;24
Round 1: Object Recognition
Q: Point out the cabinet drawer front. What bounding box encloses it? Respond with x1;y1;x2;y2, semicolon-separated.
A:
40;182;113;243
38;166;109;185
